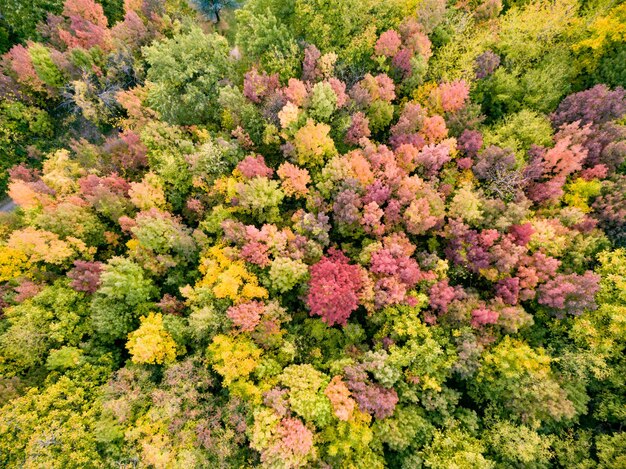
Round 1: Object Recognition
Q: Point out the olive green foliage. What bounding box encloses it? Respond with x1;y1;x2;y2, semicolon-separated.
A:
144;26;234;125
0;101;54;193
90;257;158;342
0;281;90;374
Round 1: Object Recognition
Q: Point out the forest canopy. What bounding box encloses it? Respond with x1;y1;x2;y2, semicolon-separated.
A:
0;0;625;467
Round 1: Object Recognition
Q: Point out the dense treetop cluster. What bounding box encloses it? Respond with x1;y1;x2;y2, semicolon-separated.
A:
0;0;625;467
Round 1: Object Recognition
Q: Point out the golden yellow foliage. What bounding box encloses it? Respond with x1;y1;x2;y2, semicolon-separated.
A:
574;4;626;69
207;334;261;385
198;245;268;302
0;246;31;281
126;312;177;365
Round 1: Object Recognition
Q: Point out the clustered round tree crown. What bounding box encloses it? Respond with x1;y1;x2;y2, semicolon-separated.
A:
0;0;625;467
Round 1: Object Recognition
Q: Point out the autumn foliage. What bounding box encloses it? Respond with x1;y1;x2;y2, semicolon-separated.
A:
0;0;625;467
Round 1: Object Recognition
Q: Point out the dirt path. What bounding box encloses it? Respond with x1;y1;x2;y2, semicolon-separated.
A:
0;198;16;212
